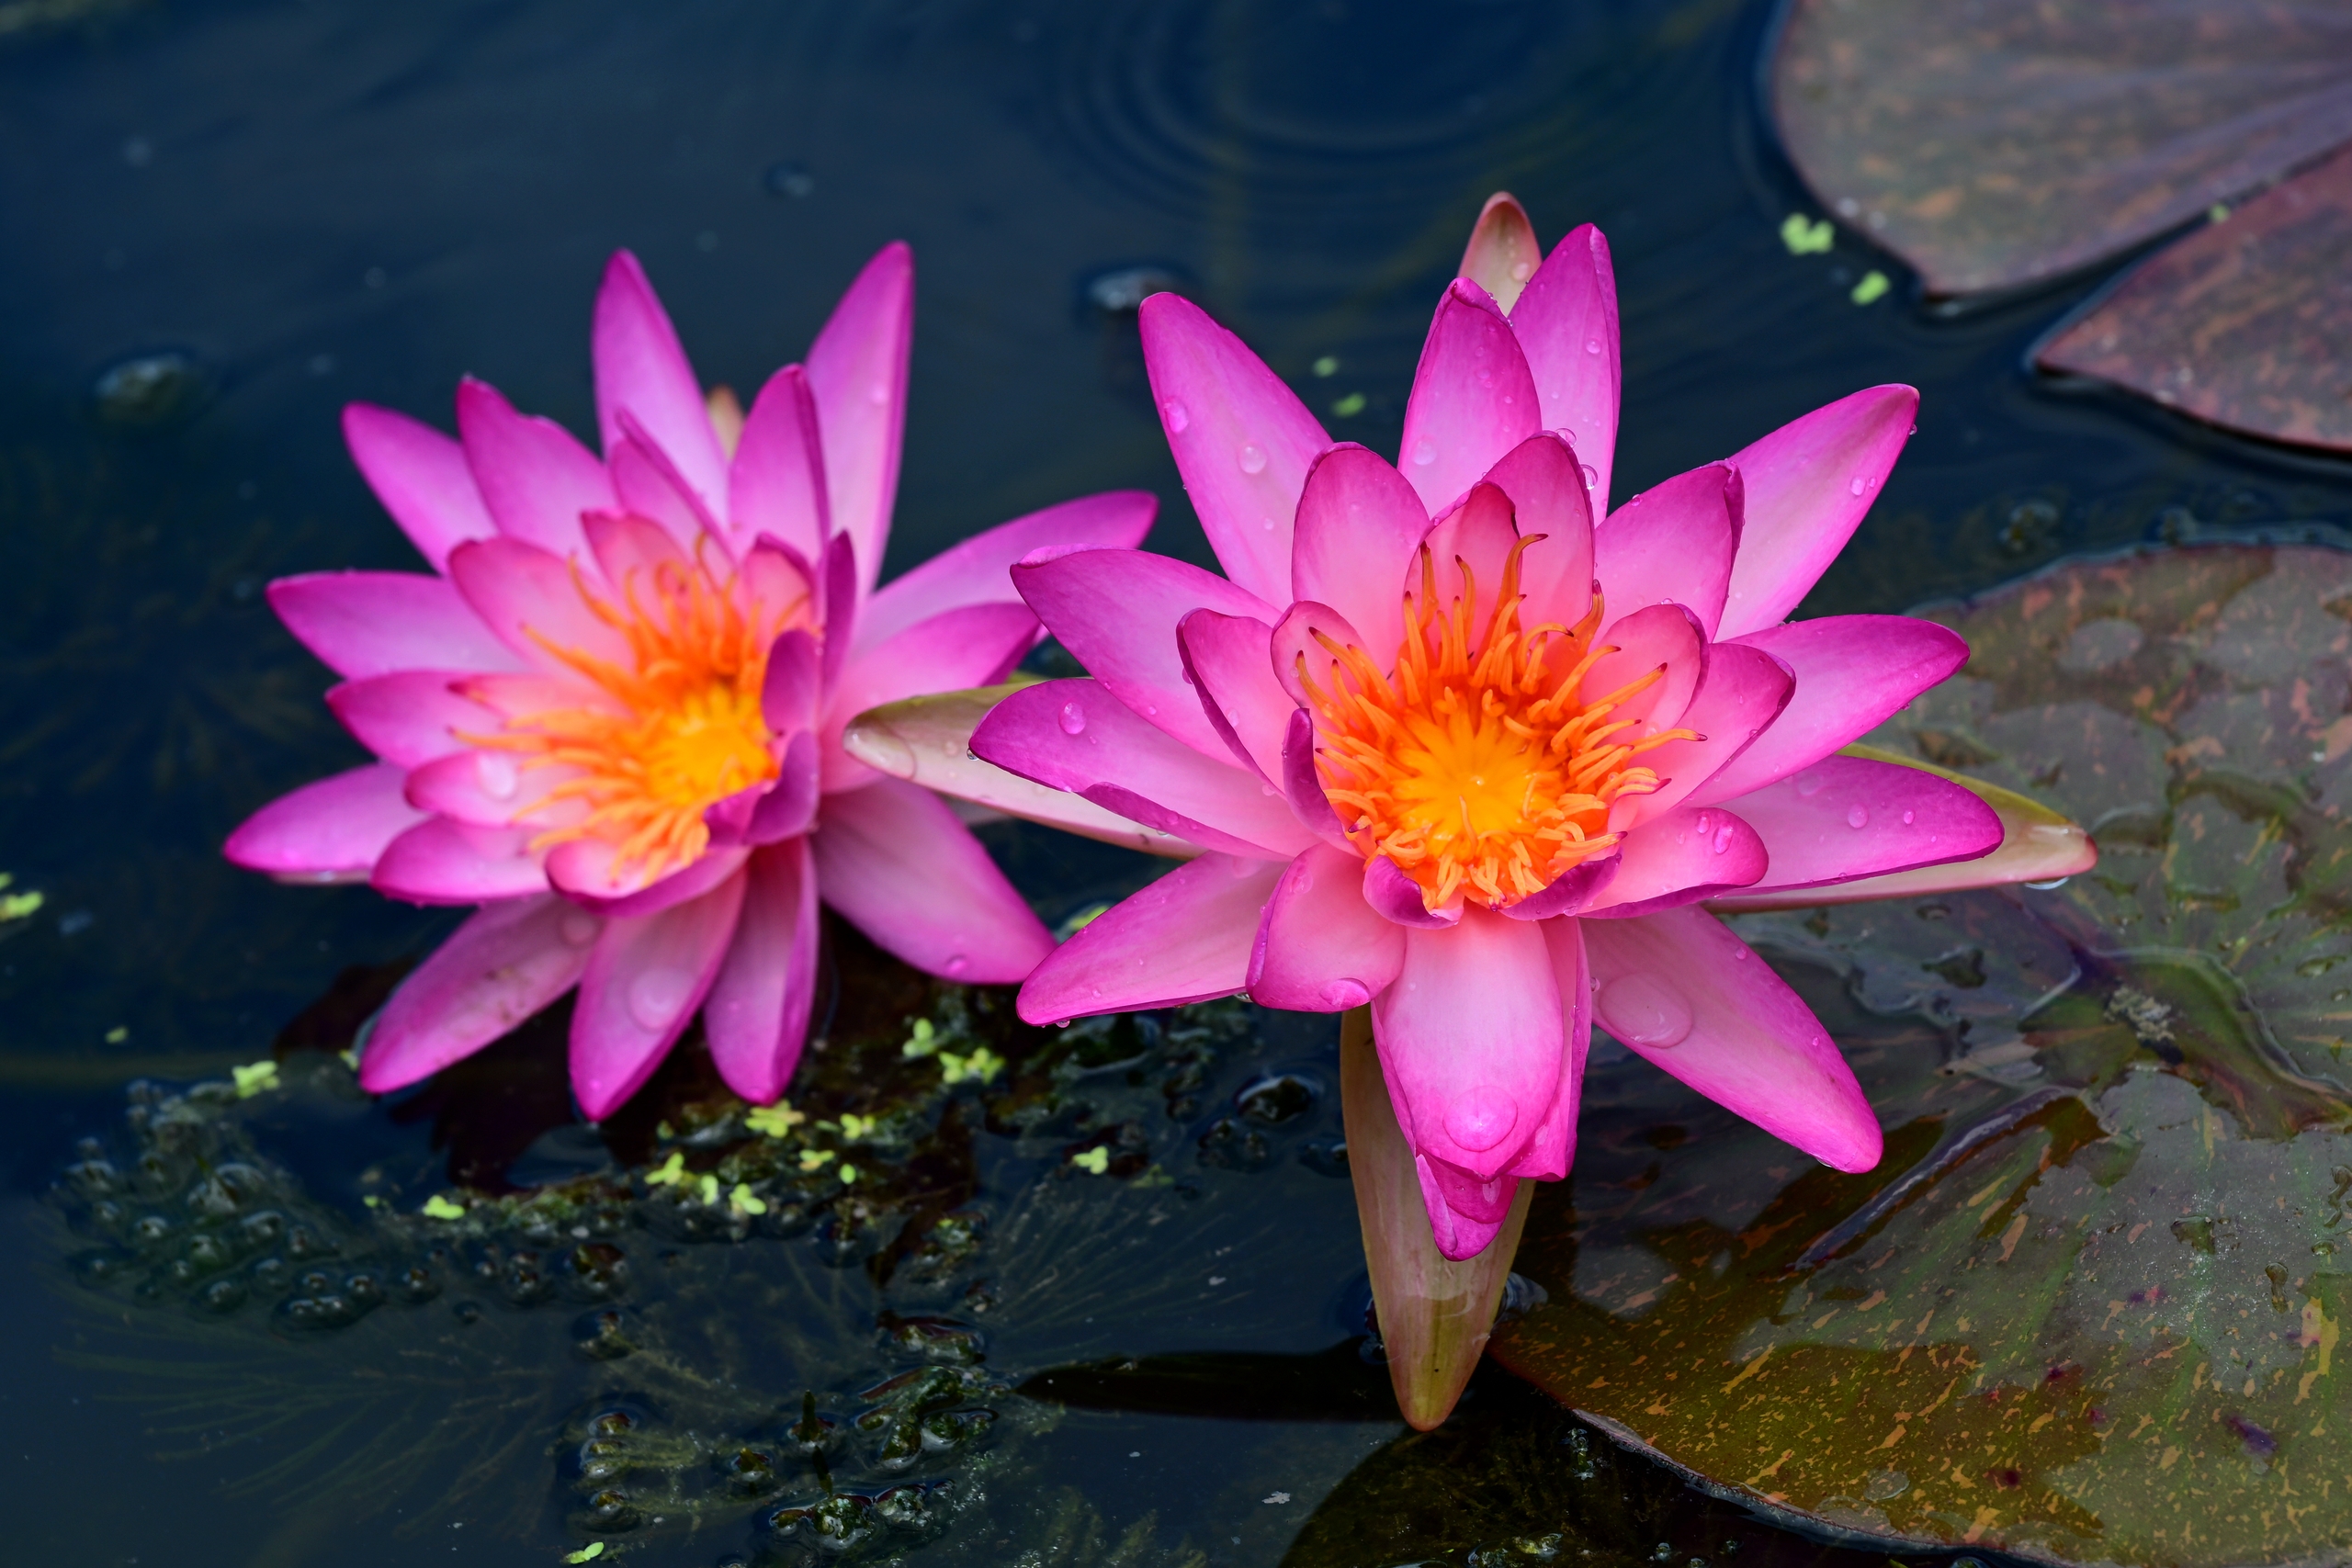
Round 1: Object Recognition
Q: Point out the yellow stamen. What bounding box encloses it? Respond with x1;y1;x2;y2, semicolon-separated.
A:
1304;539;1695;914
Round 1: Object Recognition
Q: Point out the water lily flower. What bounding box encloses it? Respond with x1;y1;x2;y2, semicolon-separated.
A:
227;244;1154;1117
941;197;2048;1259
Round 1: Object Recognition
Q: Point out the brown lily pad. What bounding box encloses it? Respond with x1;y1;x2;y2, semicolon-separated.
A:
1489;545;2352;1567
2038;141;2352;453
1771;0;2352;299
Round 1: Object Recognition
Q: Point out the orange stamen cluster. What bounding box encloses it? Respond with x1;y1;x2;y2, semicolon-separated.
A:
1302;539;1695;913
475;543;808;884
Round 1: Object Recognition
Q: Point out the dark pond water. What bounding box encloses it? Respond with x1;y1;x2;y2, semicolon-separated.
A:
4;1;2350;1563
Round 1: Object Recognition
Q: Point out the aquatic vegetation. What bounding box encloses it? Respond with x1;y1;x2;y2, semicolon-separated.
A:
223;245;1155;1116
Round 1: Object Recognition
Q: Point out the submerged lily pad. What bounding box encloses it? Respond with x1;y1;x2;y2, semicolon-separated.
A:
1490;545;2352;1567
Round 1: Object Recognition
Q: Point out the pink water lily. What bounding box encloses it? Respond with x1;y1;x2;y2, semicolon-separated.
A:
227;244;1154;1118
962;197;2025;1259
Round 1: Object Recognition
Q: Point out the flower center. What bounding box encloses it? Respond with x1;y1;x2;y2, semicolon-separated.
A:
1303;539;1690;913
481;543;803;883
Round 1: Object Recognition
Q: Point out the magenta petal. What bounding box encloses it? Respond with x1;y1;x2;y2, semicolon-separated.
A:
763;628;821;738
1581;602;1705;737
1717;756;2002;895
860;491;1157;650
806;243;913;593
1696;616;1971;803
343;403;497;571
729;363;830;562
973;680;1318;861
1248;843;1402;1011
1281;708;1349;848
568;845;752;919
703;838;820;1104
455;377;614;559
1415;1151;1516;1261
1421;482;1520;640
1012;547;1275;760
1495;852;1620;921
1017;852;1283;1024
1595;461;1741;638
1717;384;1919;639
1583;905;1881;1172
743;730;820;844
1291;444;1430;660
1137;293;1331;606
1363;853;1459;930
447;537;636;673
1371;908;1564;1181
326;671;491;767
608;428;717;548
1579;805;1768;918
1397;280;1543;517
809;778;1054;983
1502;918;1594;1182
1176;609;1292;782
582;509;688;595
402;747;560;826
371;818;548;904
1508;222;1622;513
1621;643;1794;825
359;895;596;1093
224;763;424;878
1267;597;1372;710
570;873;748;1120
819;530;860;691
268;571;521;680
1482;432;1594;630
592;251;728;514
827;600;1039;749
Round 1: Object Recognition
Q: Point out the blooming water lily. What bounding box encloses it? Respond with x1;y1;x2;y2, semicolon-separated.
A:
228;244;1154;1117
843;194;2093;1424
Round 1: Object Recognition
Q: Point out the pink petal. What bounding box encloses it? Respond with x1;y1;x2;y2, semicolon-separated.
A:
1397;280;1542;516
1012;547;1274;760
582;510;688;596
741;730;820;845
1619;643;1794;825
1267;597;1372;711
805;242;913;594
268;571;521;680
325;671;492;767
592;251;728;514
1716;385;1919;639
1502;917;1594;1182
359;894;597;1093
1694;616;1970;804
1016;852;1283;1023
342;403;497;570
703;838;821;1103
560;843;752;919
1582;905;1882;1171
370;818;548;904
447;537;637;674
1493;852;1621;921
1421;481;1520;643
608;429;716;549
859;491;1158;650
455;671;624;723
809;777;1054;982
1414;1150;1519;1262
1249;841;1403;1011
763;628;821;737
1282;705;1351;850
223;763;424;879
824;602;1042;793
1716;756;2001;896
741;536;817;630
1291;444;1430;661
1176;609;1292;782
1507;223;1621;513
402;747;562;827
1136;293;1331;606
728;363;830;562
1579;804;1768;918
1482;431;1594;631
455;377;614;559
1370;907;1564;1181
1595;461;1740;637
972;680;1319;861
1457;192;1543;313
1363;848;1460;929
571;873;749;1119
1580;602;1704;739
819;530;860;691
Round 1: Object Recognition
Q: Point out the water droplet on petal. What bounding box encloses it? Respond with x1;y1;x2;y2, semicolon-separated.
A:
1794;770;1826;797
1849;476;1869;496
1162;399;1190;434
476;751;518;800
1584;338;1601;355
628;967;693;1031
1599;973;1692;1050
560;912;601;947
1410;438;1437;468
1443;1086;1518;1153
1058;702;1086;736
867;380;890;406
1847;804;1870;829
1713;824;1735;854
944;953;969;976
1579;464;1597;488
1509;259;1534;283
1902;809;1915;825
1237;442;1267;475
1559;426;1576;444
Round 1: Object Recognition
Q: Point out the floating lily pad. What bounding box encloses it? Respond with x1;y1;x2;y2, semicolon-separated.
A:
1490;545;2352;1567
1771;0;2352;299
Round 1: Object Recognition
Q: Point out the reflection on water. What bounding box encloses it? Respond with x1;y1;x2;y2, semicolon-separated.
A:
2;0;2349;1562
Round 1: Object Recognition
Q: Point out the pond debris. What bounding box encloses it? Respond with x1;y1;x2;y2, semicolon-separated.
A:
1070;1146;1111;1175
562;1543;605;1563
1780;213;1835;254
421;1194;467;1221
230;1059;279;1099
1849;269;1890;305
745;1101;806;1138
0;871;42;923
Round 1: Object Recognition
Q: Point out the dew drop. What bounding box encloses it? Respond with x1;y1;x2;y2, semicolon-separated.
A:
476;751;518;800
1579;464;1598;488
1410;438;1438;468
1162;399;1191;434
1261;515;1276;530
1559;426;1576;445
1847;804;1870;829
1793;770;1826;797
560;912;601;947
628;967;693;1031
1237;442;1268;475
1058;702;1086;736
1902;809;1915;825
944;953;969;977
1599;973;1692;1049
1584;338;1601;355
867;380;890;406
1509;259;1534;283
1849;476;1869;496
1713;824;1735;854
